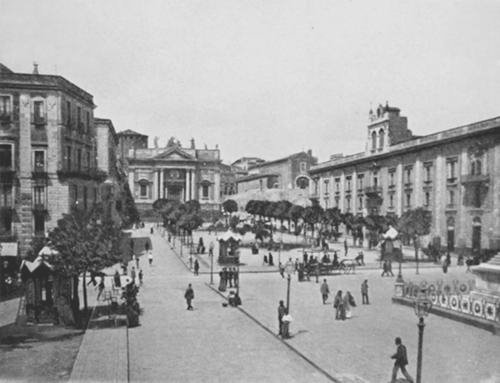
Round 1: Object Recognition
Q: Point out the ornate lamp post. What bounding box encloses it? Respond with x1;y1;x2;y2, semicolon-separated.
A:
284;259;295;312
413;289;432;383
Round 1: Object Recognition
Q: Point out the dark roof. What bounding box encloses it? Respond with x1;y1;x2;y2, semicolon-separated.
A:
236;173;279;183
0;68;94;105
117;129;147;137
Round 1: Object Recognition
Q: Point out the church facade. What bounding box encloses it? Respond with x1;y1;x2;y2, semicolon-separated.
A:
122;137;224;212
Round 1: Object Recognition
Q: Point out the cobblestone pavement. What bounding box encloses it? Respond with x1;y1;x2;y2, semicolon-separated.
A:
127;229;334;383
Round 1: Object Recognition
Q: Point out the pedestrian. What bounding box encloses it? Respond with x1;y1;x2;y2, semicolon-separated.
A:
361;280;369;304
130;266;136;283
218;270;226;292
223;267;229;288
333;251;339;268
194;259;199;275
138;269;143;285
388;259;394;277
145;241;150;253
303;251;308;264
381;259;389;277
334;290;345;320
148;250;153;265
278;300;286;336
390;337;414;383
150;227;154;235
355;251;365;266
268;252;274;266
87;272;98;287
320;279;330;304
279;262;285;278
344;238;348;257
441;253;448;273
209;241;214;257
113;270;121;288
344;291;356;319
96;276;105;301
184;283;194;310
233;267;239;288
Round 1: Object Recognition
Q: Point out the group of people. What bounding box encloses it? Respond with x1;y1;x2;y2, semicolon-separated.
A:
381;259;395;277
218;267;239;292
319;279;370;319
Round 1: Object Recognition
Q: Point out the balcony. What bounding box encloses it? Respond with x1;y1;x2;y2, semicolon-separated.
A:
33;115;46;126
461;174;490;185
0;169;16;184
57;169;107;182
364;185;382;196
32;167;48;180
32;203;47;213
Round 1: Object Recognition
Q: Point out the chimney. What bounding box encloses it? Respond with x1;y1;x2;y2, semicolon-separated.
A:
33;62;39;75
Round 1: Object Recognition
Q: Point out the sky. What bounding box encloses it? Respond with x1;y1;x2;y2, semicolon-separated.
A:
1;0;500;164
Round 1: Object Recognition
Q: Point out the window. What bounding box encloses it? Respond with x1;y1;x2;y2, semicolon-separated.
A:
0;184;13;207
83;186;88;210
66;101;71;126
300;162;307;172
389;193;394;208
357;175;364;190
33;101;44;124
140;184;148;197
33;186;45;206
334;196;340;207
66;146;72;170
424;163;432;182
86;111;90;133
446;158;458;181
323;179;329;194
473;185;482;208
0;96;12;119
72;184;78;206
346;176;352;191
373;171;378;188
471;158;482;176
77;107;81;129
404;166;413;185
405;192;411;207
389;169;395;187
448;189;455;207
371;131;377;151
346;196;351;211
358;196;363;210
0;144;13;169
86;151;91;170
77;149;82;171
34;213;45;235
33;150;45;172
335;178;340;192
425;192;430;207
202;184;209;198
379;129;385;149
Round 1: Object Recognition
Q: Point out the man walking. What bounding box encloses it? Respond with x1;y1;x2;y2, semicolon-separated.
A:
277;300;286;336
361;280;369;304
390;337;414;383
320;279;330;304
344;238;348;257
184;283;194;310
194;259;199;276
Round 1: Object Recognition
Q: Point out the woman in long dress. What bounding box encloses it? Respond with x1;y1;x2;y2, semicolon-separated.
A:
344;291;356;319
334;290;345;320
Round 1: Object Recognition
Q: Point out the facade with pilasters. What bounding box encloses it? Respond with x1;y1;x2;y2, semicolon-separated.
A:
309;104;500;252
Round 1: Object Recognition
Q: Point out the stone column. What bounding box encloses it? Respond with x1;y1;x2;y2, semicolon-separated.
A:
434;154;445;239
191;170;196;200
152;169;158;201
160;169;164;198
352;170;358;213
414;158;422;206
340;172;345;212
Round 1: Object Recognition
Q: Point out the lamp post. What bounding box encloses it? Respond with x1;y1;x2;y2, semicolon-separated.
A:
284;259;295;312
209;249;214;285
413;289;432;383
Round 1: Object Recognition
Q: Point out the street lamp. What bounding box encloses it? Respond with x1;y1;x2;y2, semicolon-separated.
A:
209;247;214;285
284;259;295;313
413;289;432;383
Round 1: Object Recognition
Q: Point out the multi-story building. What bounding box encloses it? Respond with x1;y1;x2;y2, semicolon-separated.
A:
0;63;106;257
116;129;148;170
231;157;265;172
123;136;226;212
309;103;500;251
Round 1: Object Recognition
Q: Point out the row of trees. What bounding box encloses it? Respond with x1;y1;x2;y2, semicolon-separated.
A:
237;199;432;259
152;199;204;245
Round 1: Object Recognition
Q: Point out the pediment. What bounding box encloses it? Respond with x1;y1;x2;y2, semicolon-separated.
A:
154;147;195;161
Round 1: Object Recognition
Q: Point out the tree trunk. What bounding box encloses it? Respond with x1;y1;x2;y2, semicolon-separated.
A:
71;275;80;326
82;270;88;311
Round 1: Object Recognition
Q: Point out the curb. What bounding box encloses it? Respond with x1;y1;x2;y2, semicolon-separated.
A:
205;282;341;383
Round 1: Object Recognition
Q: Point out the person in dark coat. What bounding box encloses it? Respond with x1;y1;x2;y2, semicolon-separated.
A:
184;284;194;310
344;239;348;257
277;300;286;336
194;259;199;276
114;270;121;288
218;270;226;292
268;253;274;266
390;337;414;383
227;267;233;287
333;290;345;320
361;280;369;304
233;267;239;288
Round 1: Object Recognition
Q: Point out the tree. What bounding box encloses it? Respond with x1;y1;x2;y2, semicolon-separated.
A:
302;200;323;242
398;207;432;274
121;183;140;227
46;207;124;324
222;199;238;226
274;200;292;230
288;205;304;236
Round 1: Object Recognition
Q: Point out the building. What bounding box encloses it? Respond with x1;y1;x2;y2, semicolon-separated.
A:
230;150;317;208
309;103;500;251
116;129;148;169
122;136;226;213
0;63;106;257
231;157;265;172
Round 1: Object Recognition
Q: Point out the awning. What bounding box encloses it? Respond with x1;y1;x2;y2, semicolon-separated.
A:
0;242;18;257
217;231;242;242
20;256;54;273
382;226;399;240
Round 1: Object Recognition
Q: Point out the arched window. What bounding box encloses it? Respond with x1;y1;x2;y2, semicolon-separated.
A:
371;131;377;150
379;129;385;149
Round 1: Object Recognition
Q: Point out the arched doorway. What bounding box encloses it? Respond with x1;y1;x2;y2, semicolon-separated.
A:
446;216;455;252
472;216;482;251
